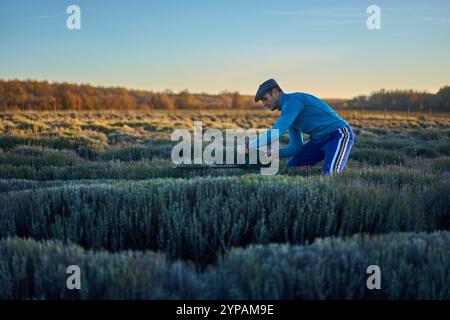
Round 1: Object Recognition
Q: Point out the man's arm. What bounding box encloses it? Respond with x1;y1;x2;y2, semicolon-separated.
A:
248;98;304;150
279;127;303;158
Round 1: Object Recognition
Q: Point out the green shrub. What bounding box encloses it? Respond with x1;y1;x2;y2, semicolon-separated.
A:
337;166;442;189
436;143;450;155
355;137;409;150
0;146;82;167
0;237;201;299
0;179;122;194
206;231;450;299
14;118;49;132
430;157;450;172
368;128;388;135
0;160;247;180
80;123;113;134
411;130;442;141
0;135;101;160
350;148;407;165
403;145;438;158
1;176;448;265
1;232;450;299
98;143;172;161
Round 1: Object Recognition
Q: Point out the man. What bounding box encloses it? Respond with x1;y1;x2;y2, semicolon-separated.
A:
245;79;354;175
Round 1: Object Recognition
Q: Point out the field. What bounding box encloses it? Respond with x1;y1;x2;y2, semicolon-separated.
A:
0;109;449;299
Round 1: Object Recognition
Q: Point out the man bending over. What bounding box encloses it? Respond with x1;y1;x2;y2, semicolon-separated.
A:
245;79;354;175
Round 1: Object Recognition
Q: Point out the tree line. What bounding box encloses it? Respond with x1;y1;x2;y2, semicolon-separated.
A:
0;79;449;111
334;87;450;111
0;80;252;111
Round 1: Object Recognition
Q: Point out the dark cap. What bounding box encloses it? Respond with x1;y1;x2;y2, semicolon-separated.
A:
255;79;279;102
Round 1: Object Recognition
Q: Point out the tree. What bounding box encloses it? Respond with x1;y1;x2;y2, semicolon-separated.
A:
4;80;27;109
61;91;81;110
436;86;450;109
117;94;136;110
152;93;175;109
175;89;195;109
231;92;244;109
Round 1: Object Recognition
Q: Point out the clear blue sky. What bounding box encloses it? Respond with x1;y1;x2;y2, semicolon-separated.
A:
1;0;449;98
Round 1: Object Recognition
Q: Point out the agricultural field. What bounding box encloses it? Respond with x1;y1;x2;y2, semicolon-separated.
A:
0;109;449;299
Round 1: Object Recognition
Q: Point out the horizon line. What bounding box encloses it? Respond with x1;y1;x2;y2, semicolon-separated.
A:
1;77;447;101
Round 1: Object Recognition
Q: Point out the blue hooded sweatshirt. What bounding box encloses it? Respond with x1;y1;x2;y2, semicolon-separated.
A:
249;92;348;157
